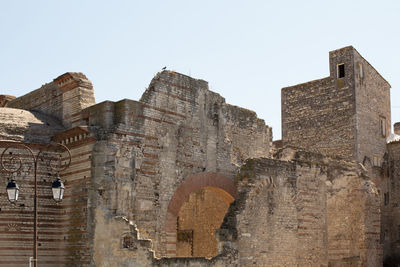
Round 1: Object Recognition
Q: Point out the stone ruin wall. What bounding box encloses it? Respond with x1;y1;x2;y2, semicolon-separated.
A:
0;144;64;266
282;47;357;161
0;44;394;266
282;46;391;164
84;71;272;264
53;128;96;266
95;149;382;267
385;141;400;264
0;95;16;107
281;46;394;267
0;73;96;265
0;136;95;266
4;72;95;129
218;150;381;267
0;70;271;265
353;50;391;167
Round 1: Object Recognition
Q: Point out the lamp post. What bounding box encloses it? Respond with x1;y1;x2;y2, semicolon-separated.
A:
0;141;71;267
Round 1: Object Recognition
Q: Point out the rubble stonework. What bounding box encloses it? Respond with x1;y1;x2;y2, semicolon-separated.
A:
0;95;16;107
0;46;398;266
282;46;390;162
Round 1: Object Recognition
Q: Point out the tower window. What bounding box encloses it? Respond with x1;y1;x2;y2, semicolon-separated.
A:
380;116;386;137
398;225;400;240
384;192;389;206
373;155;382;167
338;64;345;78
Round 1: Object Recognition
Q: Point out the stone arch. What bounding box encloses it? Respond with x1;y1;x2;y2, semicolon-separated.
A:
164;172;236;257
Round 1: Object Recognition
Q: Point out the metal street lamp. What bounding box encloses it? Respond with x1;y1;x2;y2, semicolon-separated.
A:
51;176;65;202
6;179;19;203
0;141;71;267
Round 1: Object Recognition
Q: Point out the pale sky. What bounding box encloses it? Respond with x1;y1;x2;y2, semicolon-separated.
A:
1;1;399;140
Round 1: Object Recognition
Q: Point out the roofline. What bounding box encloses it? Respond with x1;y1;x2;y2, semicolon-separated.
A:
351;46;391;88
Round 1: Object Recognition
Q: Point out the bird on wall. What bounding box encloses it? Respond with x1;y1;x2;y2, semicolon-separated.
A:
162;66;166;71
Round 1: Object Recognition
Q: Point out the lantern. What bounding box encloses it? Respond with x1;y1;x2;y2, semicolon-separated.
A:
51;176;65;202
6;180;19;203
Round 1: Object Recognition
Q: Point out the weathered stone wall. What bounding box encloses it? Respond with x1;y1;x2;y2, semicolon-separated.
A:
86;71;272;264
394;123;400;135
6;82;63;123
224;104;272;166
282;46;391;164
353;50;391;164
384;141;400;265
0;108;65;144
326;162;382;266
0;145;64;266
232;157;305;266
85;148;380;267
0;45;393;266
53;128;96;266
6;73;95;128
217;149;381;267
0;131;94;266
282;47;357;160
0;95;15;107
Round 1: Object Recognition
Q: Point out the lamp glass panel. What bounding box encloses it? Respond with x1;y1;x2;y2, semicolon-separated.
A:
52;187;61;201
60;187;64;200
7;187;18;202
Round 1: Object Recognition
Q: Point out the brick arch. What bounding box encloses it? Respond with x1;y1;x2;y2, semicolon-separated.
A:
164;172;236;257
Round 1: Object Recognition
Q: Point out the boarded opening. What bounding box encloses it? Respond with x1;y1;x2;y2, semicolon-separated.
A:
164;172;236;258
176;187;233;258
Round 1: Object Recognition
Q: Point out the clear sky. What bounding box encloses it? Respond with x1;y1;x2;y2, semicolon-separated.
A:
1;1;399;140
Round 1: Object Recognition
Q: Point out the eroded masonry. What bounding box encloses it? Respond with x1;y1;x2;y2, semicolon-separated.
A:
0;46;399;266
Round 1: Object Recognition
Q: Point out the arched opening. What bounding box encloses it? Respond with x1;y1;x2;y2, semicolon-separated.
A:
165;172;236;258
176;187;234;257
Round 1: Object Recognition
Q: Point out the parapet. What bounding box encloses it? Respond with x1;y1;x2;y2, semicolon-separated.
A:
53;72;93;92
0;107;64;144
0;95;16;107
6;72;95;129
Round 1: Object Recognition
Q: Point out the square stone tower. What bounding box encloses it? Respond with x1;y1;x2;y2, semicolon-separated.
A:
282;46;391;163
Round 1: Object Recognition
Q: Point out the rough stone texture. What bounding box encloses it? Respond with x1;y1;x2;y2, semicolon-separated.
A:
281;47;396;266
86;71;271;263
0;95;16;107
0;135;94;266
216;150;381;267
353;49;391;166
6;72;95;128
0;46;398;266
282;46;391;163
394;123;400;135
0;107;65;144
385;141;400;265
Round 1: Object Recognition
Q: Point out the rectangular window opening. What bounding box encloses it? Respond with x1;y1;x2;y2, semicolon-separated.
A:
381;229;389;243
373;155;382;167
338;63;345;78
380;116;386;137
384;192;389;206
398;225;400;240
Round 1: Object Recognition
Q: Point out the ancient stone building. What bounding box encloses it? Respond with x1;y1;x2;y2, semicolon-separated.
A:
0;46;398;266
